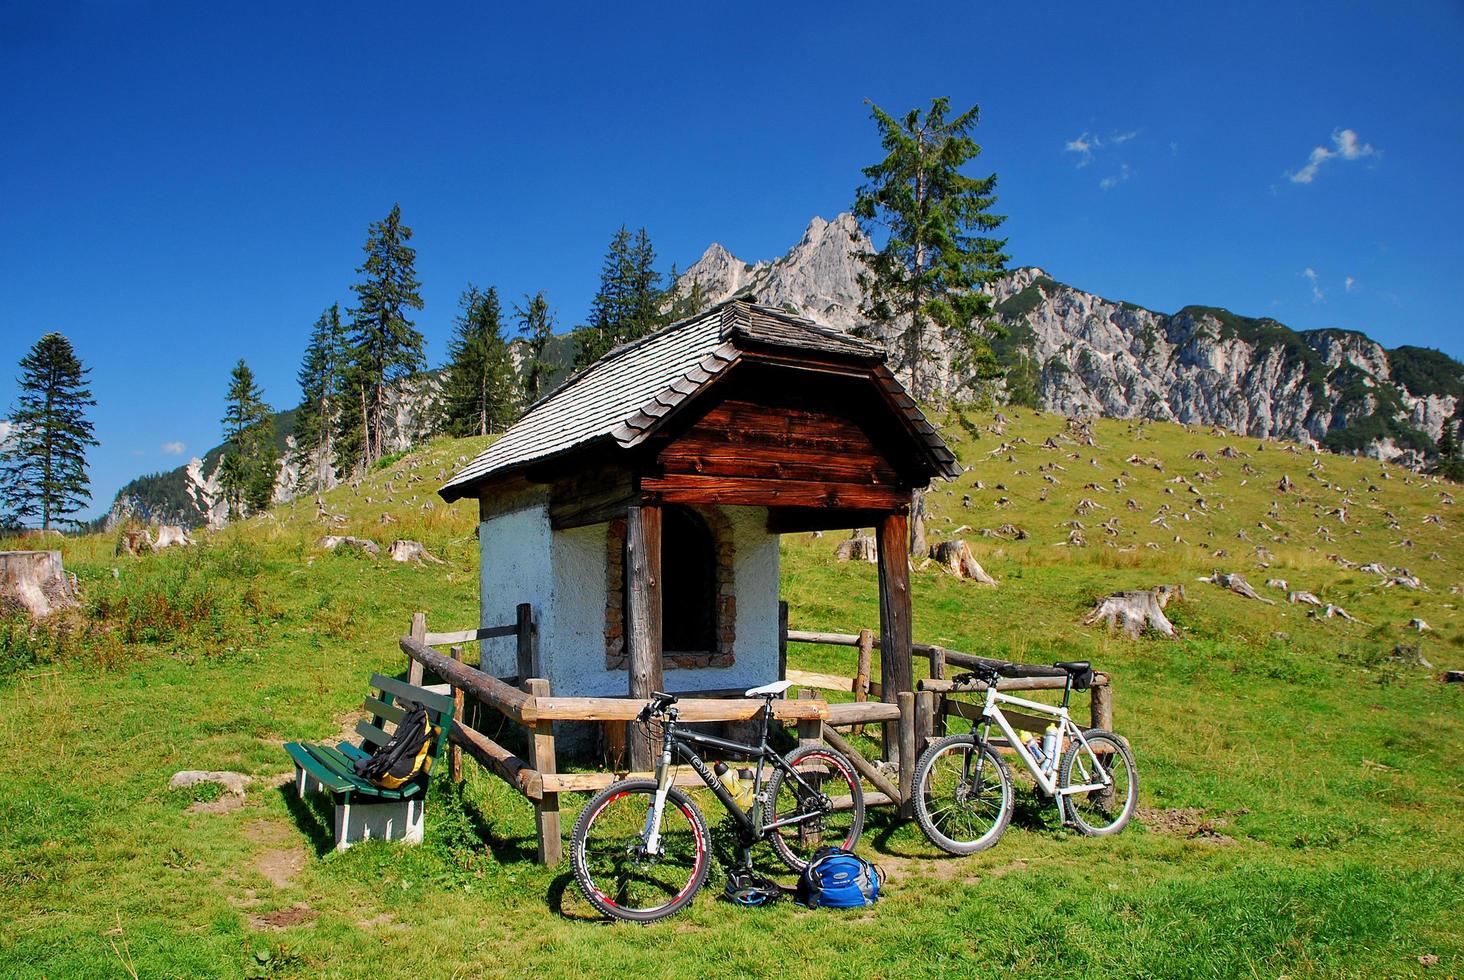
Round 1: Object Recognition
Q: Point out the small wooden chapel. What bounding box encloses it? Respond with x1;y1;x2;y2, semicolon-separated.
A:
437;298;958;742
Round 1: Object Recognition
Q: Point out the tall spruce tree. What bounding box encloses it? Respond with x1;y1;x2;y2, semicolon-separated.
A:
514;290;557;403
0;333;98;529
664;265;709;321
574;226;667;368
852;97;1009;403
438;285;518;437
219;359;276;518
292;303;347;489
341;203;425;471
1431;416;1463;482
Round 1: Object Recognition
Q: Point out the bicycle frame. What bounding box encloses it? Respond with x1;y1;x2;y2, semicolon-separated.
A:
642;703;837;855
977;686;1110;803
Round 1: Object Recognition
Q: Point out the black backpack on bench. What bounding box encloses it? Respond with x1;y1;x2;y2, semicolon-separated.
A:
354;701;435;789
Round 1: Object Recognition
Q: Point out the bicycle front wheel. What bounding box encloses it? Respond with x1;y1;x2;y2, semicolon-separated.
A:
1059;730;1138;836
765;745;864;871
570;778;711;922
913;735;1013;855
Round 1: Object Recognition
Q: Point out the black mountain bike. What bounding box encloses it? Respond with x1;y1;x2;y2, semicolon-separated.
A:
570;681;866;922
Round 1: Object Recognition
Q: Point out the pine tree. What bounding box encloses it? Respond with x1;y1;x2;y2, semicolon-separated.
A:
852;97;1009;403
0;333;98;529
515;291;557;403
342;203;425;471
574;226;667;368
292;303;347;489
625;227;666;339
438;285;518;437
1431;417;1464;482
219;359;276;518
665;265;709;321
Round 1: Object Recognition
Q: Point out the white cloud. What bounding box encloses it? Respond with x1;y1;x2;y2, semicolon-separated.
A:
1099;163;1133;191
1303;267;1324;302
1288;128;1376;184
1065;132;1099;167
1066;129;1142;175
162;441;186;455
1344;276;1357;293
0;421;12;448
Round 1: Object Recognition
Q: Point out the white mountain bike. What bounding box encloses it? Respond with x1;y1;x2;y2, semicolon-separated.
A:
912;660;1137;854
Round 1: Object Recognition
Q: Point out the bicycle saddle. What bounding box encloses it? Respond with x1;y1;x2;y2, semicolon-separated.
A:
1054;661;1094;691
744;679;794;698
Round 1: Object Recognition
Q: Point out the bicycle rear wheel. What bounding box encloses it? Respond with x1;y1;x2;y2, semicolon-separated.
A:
1059;731;1137;836
570;779;711;922
765;745;864;872
913;734;1013;855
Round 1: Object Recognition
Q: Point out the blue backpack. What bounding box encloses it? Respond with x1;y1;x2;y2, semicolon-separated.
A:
797;847;882;909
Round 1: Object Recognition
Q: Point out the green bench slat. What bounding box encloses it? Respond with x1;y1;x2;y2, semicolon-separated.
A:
299;742;417;800
285;743;356;793
285;675;454;807
370;673;455;715
362;696;406;724
355;719;392;748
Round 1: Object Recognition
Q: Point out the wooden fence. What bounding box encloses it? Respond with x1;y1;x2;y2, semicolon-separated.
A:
399;605;1114;865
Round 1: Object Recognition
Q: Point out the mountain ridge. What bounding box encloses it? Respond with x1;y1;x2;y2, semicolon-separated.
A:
107;214;1461;528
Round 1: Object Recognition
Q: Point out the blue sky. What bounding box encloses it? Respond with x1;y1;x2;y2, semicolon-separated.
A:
2;1;1461;519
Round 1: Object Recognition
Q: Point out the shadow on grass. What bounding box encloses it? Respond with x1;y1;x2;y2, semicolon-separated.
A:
279;782;337;857
448;783;539;866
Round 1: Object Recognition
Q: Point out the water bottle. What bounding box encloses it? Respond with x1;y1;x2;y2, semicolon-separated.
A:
1040;725;1060;772
733;768;757;808
715;762;756;807
1025;736;1044;764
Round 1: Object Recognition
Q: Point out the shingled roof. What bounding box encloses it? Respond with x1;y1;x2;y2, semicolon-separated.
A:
438;298;957;502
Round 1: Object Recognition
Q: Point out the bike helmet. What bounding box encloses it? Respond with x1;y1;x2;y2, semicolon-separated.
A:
724;869;782;908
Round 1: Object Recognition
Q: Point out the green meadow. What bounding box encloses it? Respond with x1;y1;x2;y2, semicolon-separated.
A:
2;411;1461;978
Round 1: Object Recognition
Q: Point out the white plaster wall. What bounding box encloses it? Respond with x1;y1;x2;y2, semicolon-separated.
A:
477;496;552;677
543;522;611;695
479;502;781;698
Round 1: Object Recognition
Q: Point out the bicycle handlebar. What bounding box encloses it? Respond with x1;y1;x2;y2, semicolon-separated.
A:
637;691;679;723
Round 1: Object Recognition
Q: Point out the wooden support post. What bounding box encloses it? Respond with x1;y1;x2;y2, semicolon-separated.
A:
524;678;561;865
515;602;535;687
407;612;427;685
1090;677;1114;732
797;688;821;749
777;600;789;681
897;692;916;818
914;690;934;756
854;628;873;739
876;512;914;702
626;504;664;771
929;647;947;736
449;645;464;784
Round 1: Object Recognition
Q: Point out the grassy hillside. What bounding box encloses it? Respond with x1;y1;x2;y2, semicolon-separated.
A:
2;413;1461;978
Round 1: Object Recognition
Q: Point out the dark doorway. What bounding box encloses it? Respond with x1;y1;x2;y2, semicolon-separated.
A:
660;506;717;654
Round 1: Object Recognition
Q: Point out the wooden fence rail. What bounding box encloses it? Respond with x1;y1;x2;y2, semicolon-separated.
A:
394;607;1117;864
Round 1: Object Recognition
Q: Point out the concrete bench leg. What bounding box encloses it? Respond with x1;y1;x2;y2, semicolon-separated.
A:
295;765;324;799
333;797;425;851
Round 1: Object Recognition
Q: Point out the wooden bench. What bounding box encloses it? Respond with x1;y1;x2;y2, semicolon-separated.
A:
285;674;455;851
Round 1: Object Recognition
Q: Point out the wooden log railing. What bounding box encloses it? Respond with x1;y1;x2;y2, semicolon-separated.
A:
395;610;1118;866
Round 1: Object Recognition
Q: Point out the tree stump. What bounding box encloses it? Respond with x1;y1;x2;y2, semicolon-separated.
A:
153;525;194;549
387;540;443;564
0;550;77;618
928;540;997;584
834;534;878;563
1082;585;1182;638
116;529;151;556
